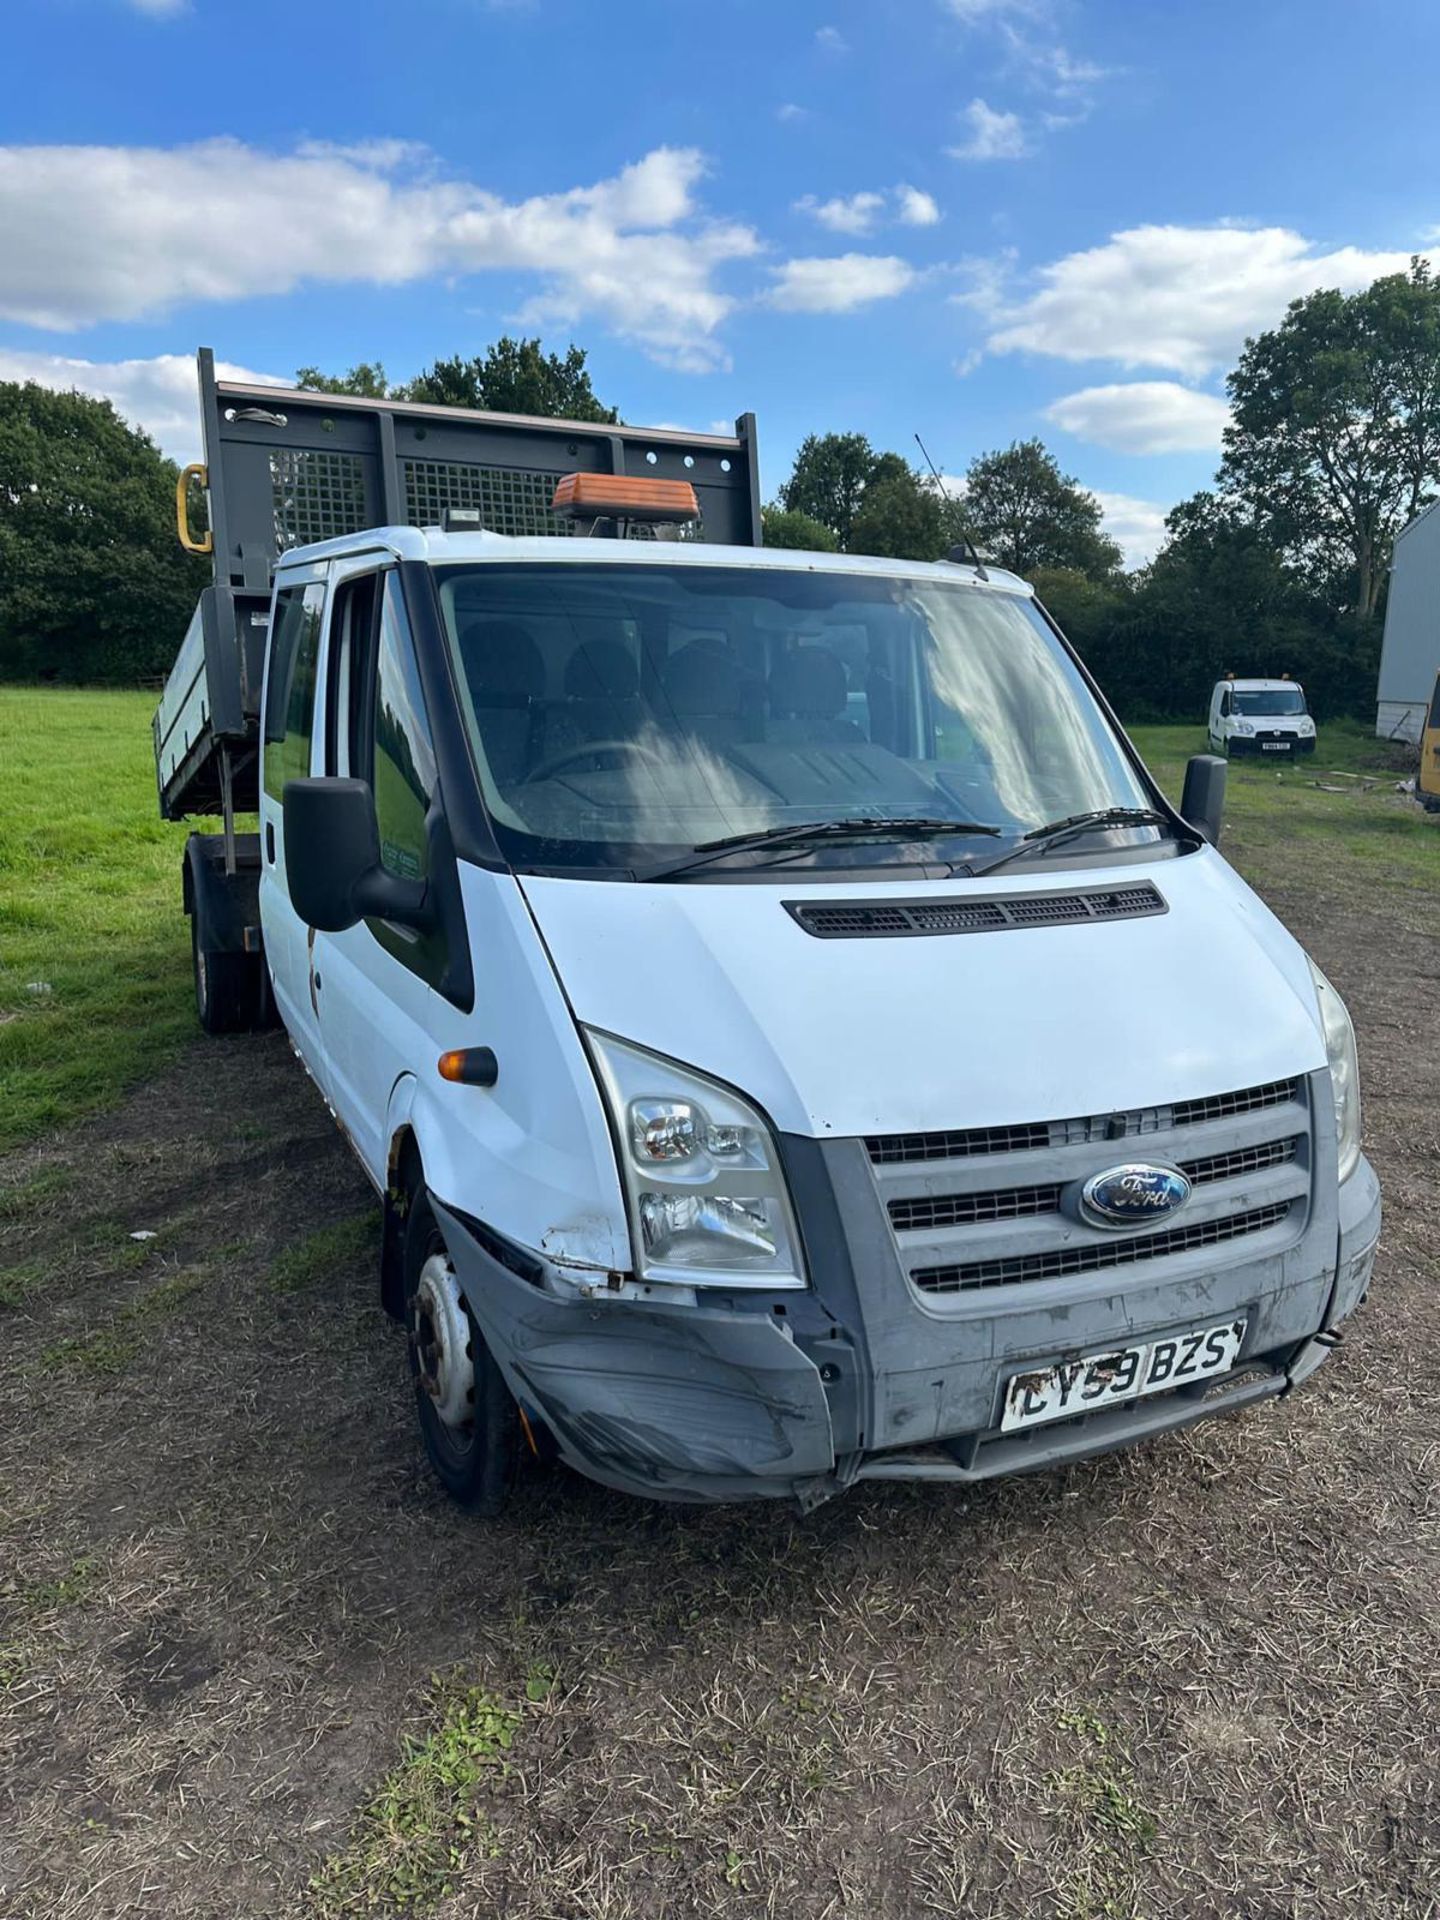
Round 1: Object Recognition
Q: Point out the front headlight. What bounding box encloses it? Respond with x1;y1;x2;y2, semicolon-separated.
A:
1234;719;1254;735
585;1030;807;1289
1307;959;1361;1181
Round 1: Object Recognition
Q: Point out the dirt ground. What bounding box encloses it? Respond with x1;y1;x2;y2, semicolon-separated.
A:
2;878;1437;1919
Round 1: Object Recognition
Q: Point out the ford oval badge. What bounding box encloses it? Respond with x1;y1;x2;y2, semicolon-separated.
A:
1080;1162;1192;1230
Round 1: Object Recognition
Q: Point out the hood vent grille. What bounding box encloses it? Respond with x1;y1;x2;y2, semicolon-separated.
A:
789;882;1165;941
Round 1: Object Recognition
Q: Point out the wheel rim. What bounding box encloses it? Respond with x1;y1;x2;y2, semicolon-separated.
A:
412;1249;476;1446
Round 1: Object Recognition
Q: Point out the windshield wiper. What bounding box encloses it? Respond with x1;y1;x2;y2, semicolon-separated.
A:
966;808;1188;879
641;816;1002;882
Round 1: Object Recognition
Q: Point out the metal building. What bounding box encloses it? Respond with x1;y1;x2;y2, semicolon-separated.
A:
1377;499;1440;741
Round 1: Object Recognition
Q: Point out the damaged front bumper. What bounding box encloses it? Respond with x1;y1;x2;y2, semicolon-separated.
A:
433;1152;1381;1510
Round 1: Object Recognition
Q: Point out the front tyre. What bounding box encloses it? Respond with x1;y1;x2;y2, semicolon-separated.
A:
403;1187;517;1514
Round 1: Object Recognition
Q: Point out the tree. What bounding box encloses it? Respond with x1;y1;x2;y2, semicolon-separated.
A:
777;432;878;547
0;383;206;683
406;338;619;420
295;337;619;421
1220;259;1440;617
293;361;392;397
960;439;1122;579
761;505;838;550
849;466;946;561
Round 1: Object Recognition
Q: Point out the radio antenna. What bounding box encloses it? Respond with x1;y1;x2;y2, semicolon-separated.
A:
915;432;988;580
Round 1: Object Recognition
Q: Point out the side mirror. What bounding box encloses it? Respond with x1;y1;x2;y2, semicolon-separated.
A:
1181;753;1227;848
282;777;430;932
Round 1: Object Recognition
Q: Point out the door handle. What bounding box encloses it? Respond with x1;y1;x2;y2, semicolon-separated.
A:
266;822;276;863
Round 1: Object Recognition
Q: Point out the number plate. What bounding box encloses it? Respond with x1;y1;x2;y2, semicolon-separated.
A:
1261;741;1289;751
1001;1319;1247;1433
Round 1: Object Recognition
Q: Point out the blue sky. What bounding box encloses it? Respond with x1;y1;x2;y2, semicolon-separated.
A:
4;0;1438;563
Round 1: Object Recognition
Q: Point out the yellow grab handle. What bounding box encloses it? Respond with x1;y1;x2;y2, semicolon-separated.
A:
177;462;213;555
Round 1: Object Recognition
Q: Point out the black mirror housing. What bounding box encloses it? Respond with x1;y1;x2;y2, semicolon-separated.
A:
1181;753;1227;848
283;778;429;932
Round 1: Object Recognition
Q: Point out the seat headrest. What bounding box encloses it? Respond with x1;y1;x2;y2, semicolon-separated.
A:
565;639;639;701
661;641;744;719
770;647;848;720
458;619;546;701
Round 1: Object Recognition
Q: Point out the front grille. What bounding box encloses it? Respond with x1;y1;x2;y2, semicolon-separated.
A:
887;1137;1298;1233
867;1078;1299;1166
912;1202;1294;1294
1187;1138;1297;1186
791;882;1165;941
1171;1081;1298;1128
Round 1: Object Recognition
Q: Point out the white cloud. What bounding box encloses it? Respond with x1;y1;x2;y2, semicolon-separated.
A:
127;0;188;14
776;102;811;123
0;349;286;463
986;224;1429;377
897;185;942;227
815;24;849;52
941;0;1043;19
794;185;940;235
948;99;1030;162
1045;381;1231;454
0;139;759;373
1093;491;1171;570
941;0;1110;130
767;254;917;313
1027;42;1109;97
794;191;887;236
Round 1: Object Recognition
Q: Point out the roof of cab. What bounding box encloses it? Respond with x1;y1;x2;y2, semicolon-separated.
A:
1221;676;1305;691
271;524;1034;596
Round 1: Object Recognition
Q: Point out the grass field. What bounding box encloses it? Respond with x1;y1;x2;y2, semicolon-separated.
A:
1;690;1434;1151
0;691;201;1148
3;687;1439;1918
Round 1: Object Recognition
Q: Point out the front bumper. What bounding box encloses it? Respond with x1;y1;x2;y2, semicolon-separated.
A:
1228;735;1316;756
434;1149;1380;1509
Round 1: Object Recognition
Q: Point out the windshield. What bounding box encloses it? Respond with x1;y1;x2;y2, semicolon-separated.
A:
1233;687;1307;716
435;562;1156;872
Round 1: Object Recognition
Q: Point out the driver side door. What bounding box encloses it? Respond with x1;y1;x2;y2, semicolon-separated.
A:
311;564;453;1185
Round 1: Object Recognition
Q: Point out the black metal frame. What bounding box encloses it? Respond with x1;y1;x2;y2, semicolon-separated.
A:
196;347;763;592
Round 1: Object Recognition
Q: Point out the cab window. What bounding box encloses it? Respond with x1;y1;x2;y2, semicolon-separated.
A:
373;575;438;882
1428;674;1440;731
263;582;325;801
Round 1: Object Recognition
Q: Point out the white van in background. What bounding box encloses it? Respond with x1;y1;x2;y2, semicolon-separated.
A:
1208;676;1317;758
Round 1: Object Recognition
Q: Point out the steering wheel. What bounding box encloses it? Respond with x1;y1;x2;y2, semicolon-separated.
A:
521;739;671;785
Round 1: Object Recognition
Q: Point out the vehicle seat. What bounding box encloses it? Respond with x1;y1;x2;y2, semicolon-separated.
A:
457;618;546;786
554;638;646;750
660;641;747;750
768;648;864;745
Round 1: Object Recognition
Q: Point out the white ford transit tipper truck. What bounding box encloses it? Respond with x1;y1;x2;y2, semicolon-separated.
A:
1207;675;1317;757
155;351;1380;1513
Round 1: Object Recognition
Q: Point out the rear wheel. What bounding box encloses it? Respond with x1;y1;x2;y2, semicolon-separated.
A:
191;915;255;1034
403;1186;518;1514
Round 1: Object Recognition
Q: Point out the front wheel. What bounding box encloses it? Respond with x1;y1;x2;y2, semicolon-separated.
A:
403;1187;518;1514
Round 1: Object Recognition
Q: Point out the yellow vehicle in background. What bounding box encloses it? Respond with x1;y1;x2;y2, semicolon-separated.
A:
1420;669;1440;812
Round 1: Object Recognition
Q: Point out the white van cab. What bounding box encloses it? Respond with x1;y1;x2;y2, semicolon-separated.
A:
268;528;1379;1511
1208;675;1317;757
156;361;1380;1515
